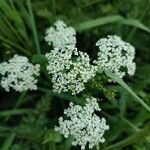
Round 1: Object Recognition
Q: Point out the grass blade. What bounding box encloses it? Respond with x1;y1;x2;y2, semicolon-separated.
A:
0;36;31;55
0;0;28;41
0;109;34;117
75;15;150;34
75;15;123;30
121;19;150;34
105;125;150;150
27;0;40;54
105;71;150;112
4;91;27;122
1;132;16;150
120;115;140;132
0;12;29;49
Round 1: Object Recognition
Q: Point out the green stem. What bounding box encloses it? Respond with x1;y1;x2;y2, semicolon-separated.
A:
4;91;27;122
27;0;40;54
120;115;140;132
105;71;150;112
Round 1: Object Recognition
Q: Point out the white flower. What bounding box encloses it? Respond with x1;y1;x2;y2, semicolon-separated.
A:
0;55;40;92
45;20;76;48
45;47;96;95
55;97;109;149
45;20;97;94
94;35;136;79
45;45;78;74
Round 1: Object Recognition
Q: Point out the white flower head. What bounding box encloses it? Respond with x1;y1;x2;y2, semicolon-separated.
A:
55;97;109;149
0;55;40;92
45;20;76;48
45;46;97;95
45;45;78;74
94;35;136;79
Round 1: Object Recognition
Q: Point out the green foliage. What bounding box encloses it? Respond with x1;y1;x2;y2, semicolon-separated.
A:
0;0;150;149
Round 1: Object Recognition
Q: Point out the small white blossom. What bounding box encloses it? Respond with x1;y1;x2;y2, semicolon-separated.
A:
94;35;136;79
45;45;78;74
45;20;76;48
0;55;40;92
55;97;109;149
45;47;96;95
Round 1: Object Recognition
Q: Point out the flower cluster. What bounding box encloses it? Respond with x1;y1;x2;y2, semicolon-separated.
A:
94;35;136;78
45;21;96;95
45;20;76;49
0;55;40;92
55;97;109;149
45;46;96;95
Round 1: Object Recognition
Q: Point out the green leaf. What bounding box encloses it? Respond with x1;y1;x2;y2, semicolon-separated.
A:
1;132;16;150
75;15;123;30
0;0;29;43
27;0;40;54
0;14;16;41
105;125;150;150
0;0;23;27
105;71;150;112
121;19;150;34
75;15;150;34
0;12;28;49
0;31;31;56
120;115;140;132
